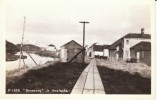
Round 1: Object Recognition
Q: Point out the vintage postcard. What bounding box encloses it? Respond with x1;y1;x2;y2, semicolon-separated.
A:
0;0;156;99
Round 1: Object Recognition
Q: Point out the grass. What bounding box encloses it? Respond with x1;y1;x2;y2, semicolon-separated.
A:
96;59;151;78
6;67;28;85
98;66;151;94
6;62;87;94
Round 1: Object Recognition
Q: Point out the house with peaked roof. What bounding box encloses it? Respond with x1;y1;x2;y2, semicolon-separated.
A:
130;41;151;66
109;28;151;61
86;43;97;58
60;40;83;62
86;44;110;59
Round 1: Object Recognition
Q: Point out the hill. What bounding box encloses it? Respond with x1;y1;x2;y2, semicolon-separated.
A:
6;40;20;54
16;44;41;52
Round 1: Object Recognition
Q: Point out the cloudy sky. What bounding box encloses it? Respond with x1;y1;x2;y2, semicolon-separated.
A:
5;0;151;49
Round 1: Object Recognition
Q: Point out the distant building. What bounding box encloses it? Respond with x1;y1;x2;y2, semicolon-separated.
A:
86;43;110;59
130;41;151;66
109;28;151;61
47;44;56;52
86;43;97;58
60;40;83;62
103;45;110;57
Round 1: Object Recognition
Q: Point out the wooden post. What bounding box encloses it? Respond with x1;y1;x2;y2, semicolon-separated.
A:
79;21;89;65
19;16;26;68
25;50;38;66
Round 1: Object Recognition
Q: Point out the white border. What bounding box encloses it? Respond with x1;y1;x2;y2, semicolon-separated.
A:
0;0;156;99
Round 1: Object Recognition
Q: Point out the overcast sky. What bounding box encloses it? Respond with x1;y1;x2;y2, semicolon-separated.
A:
5;0;151;49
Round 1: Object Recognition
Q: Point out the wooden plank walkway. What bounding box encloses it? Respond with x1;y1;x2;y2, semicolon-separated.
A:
71;59;105;94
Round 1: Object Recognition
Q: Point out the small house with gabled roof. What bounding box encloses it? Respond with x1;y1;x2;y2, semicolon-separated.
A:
60;40;83;62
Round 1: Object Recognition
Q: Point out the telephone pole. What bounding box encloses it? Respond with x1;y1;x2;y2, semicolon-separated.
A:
19;16;26;68
79;21;89;65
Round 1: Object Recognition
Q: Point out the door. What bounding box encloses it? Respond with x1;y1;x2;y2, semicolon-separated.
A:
137;52;140;60
136;52;140;62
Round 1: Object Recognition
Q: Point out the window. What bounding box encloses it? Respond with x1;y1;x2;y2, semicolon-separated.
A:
141;51;144;58
126;40;129;45
89;52;92;57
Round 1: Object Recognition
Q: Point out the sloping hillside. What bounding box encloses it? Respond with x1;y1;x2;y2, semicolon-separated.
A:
6;40;19;54
16;44;41;52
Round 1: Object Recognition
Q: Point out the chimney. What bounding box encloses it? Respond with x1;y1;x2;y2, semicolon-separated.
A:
141;28;144;35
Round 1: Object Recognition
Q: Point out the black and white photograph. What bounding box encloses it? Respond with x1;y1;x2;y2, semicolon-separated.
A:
0;0;155;99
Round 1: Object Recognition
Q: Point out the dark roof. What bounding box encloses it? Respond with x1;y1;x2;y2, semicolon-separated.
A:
124;33;151;39
103;45;111;49
130;41;151;51
60;40;82;48
48;44;55;47
93;45;104;52
110;33;151;49
88;43;97;49
109;38;122;50
92;44;111;52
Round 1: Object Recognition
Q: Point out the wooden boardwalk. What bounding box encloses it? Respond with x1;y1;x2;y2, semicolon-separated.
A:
71;59;105;94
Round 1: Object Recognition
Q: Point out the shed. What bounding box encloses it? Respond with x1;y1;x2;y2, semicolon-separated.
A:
60;40;83;62
130;41;151;66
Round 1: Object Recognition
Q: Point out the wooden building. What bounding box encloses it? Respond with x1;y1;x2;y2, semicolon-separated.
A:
130;41;151;66
60;40;83;62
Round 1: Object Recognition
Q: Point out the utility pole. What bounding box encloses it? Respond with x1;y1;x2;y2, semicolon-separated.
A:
79;21;89;65
19;16;26;68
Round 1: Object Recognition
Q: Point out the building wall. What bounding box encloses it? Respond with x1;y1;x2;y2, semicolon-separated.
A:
103;49;109;57
123;38;151;60
109;50;117;61
130;49;136;58
86;47;104;58
60;47;67;62
139;51;151;66
117;42;123;58
67;48;83;62
130;50;151;66
60;41;83;62
94;51;103;56
86;47;95;58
